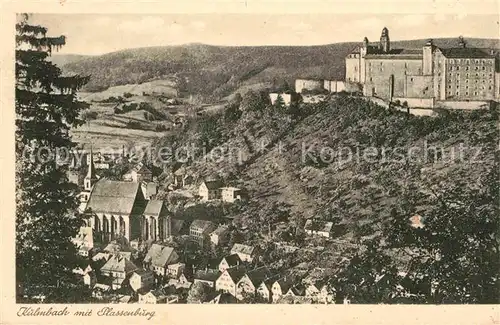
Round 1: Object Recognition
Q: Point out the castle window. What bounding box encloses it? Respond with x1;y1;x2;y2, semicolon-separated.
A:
482;66;486;70
475;66;479;70
466;92;469;95
474;91;478;95
489;86;492;90
475;60;479;64
457;85;460;89
456;66;460;70
457;73;460;77
456;91;459;95
369;77;372;82
465;66;469;71
466;59;470;64
450;59;454;64
448;85;452;89
466;86;469;89
410;78;414;82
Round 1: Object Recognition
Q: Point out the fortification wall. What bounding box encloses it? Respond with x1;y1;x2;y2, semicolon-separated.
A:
436;100;491;110
295;79;324;93
393;97;435;108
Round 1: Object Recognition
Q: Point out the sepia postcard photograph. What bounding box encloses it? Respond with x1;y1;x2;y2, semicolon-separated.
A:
1;0;499;324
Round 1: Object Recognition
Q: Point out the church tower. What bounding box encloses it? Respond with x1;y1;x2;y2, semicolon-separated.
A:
379;27;390;53
84;147;98;192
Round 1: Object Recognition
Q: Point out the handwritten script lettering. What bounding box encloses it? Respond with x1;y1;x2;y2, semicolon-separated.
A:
17;306;156;320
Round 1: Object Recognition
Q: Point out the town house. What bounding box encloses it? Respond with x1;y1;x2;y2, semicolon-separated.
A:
189;219;217;246
218;253;242;272
198;179;223;201
304;219;334;238
100;254;139;290
209;224;230;246
230;243;257;263
235;266;273;300
143;244;179;277
215;265;247;297
129;269;155;292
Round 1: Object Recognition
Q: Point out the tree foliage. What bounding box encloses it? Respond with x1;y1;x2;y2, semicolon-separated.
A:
15;14;91;302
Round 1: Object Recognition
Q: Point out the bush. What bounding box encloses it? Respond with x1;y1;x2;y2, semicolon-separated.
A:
126;121;142;130
123;92;133;98
155;124;167;131
82;111;98;120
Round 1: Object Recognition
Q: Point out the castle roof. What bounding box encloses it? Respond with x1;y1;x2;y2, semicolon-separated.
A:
86;179;141;215
438;47;496;59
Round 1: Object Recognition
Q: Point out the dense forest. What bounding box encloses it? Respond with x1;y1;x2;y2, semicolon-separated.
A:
153;93;499;303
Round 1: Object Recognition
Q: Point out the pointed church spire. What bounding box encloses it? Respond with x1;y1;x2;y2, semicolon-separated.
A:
84;145;98;191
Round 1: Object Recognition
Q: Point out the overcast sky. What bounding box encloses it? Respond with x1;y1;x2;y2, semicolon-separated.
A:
26;13;499;55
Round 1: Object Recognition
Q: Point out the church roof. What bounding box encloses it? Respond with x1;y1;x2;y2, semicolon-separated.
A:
86;179;140;215
439;47;495;59
144;199;164;216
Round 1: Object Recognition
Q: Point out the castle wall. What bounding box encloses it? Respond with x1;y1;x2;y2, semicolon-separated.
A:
405;75;434;98
437;100;491;110
393;97;435;108
345;54;361;83
295;79;324;93
363;58;422;100
495;72;500;100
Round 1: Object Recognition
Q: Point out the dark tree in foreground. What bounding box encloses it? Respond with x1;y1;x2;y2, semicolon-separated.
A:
15;14;90;302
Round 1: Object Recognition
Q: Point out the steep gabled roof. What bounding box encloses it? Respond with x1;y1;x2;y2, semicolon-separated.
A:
225;265;247;283
221;253;241;268
190;219;216;233
143;199;164;216
246;266;273;287
143;244;176;268
101;255;138;274
194;269;220;282
210;225;229;236
86;179;141;215
202;180;223;190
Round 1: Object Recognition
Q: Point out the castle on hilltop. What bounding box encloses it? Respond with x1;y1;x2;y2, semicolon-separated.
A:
345;27;500;107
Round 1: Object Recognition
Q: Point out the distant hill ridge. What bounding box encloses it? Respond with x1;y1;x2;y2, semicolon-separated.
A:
56;38;500;101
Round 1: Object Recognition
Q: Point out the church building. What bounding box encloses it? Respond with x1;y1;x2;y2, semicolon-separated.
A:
80;150;170;244
346;27;500;105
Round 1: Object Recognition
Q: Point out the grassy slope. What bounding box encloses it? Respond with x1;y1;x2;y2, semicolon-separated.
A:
155;96;498;270
60;38;500;101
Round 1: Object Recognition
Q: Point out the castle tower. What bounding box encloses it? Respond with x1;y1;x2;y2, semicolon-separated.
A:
423;39;434;75
84;147;98;191
379;27;390;53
